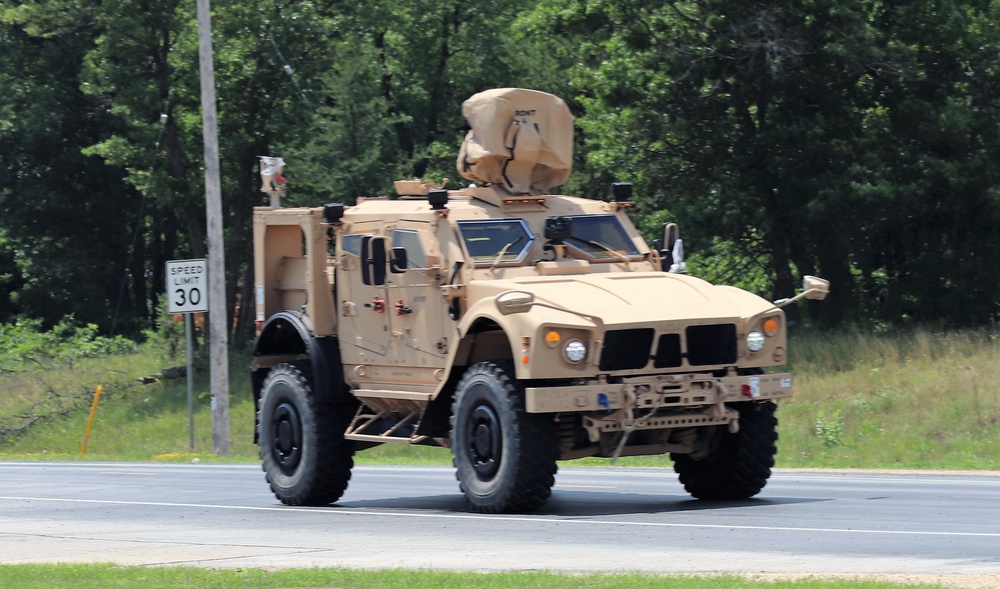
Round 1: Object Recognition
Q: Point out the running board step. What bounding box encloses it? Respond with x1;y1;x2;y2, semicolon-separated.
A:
351;389;433;401
344;391;431;445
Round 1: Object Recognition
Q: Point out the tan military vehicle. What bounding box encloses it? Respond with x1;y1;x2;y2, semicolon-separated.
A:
250;88;829;513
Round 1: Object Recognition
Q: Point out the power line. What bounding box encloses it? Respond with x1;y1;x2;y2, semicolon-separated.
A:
269;36;310;105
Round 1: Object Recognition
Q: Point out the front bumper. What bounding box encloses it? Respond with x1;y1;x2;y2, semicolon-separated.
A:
524;371;793;414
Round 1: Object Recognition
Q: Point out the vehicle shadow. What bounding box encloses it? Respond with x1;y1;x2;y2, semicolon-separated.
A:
333;489;826;516
541;489;826;516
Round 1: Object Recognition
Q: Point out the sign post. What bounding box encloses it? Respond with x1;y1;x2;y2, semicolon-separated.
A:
166;258;208;451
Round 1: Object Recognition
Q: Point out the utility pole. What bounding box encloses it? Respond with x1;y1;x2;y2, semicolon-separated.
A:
196;0;230;454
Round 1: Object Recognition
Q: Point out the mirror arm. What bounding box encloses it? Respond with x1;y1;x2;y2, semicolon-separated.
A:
773;288;821;309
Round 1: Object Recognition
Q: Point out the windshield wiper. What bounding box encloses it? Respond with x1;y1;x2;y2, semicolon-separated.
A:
488;237;524;275
577;238;632;264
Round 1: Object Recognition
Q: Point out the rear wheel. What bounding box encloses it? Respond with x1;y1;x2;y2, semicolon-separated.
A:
258;362;355;506
451;361;559;513
671;401;778;500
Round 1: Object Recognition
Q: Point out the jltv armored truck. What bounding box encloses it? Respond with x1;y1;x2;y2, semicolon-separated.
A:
250;88;828;513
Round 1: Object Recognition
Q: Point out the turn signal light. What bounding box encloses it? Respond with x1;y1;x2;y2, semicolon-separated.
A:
763;318;779;336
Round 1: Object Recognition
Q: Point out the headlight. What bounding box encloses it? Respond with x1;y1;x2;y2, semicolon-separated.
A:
564;339;587;363
746;331;766;352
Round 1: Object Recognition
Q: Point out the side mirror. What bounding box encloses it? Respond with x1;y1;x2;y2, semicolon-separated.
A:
389;247;408;274
496;290;535;315
773;275;831;308
663;223;679;253
803;275;830;301
361;236;388;286
668;239;685;273
660;223;685;273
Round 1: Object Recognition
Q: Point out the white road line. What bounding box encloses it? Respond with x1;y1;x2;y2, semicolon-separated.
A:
2;495;998;538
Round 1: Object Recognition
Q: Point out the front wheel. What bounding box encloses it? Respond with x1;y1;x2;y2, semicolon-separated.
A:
451;361;559;513
671;401;778;500
258;362;355;506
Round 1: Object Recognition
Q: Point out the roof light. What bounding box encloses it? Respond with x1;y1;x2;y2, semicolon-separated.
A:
428;189;449;211
610;182;633;203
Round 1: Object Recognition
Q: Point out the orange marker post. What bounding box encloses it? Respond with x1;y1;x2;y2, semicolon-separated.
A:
80;385;103;455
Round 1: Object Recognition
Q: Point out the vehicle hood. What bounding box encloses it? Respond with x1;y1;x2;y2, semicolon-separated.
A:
468;271;774;326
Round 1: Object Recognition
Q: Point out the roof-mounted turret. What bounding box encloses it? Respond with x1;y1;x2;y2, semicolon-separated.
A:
457;88;573;196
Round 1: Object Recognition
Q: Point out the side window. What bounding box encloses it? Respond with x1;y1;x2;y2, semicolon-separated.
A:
391;229;428;269
342;234;363;256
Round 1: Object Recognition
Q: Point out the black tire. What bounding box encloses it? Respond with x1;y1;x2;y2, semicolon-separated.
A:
257;362;355;506
451;361;559;513
671;401;778;500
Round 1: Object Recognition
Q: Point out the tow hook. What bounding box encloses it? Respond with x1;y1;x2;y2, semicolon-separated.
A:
610;387;639;464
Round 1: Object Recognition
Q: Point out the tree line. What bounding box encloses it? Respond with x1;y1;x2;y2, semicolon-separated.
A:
2;0;999;343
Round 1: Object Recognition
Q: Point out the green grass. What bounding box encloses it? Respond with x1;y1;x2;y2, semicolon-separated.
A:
0;564;955;589
778;327;1000;469
1;327;999;471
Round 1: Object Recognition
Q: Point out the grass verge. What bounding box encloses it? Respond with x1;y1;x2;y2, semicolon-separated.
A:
0;564;954;589
0;327;998;471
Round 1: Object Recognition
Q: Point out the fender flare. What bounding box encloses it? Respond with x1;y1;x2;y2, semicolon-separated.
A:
251;311;348;405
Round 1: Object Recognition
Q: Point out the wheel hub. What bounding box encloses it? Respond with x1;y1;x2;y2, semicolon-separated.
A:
271;401;302;470
468;405;501;477
278;421;294;453
474;423;493;456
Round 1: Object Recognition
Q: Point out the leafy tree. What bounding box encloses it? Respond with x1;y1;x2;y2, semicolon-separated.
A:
524;0;1000;326
283;0;542;203
0;5;138;330
6;0;1000;337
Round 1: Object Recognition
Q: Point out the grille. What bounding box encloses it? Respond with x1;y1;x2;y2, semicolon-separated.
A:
599;328;654;371
686;324;737;366
653;333;682;368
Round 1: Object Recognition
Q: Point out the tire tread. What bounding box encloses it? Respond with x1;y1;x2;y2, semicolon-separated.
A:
258;362;355;506
451;360;559;513
672;401;778;500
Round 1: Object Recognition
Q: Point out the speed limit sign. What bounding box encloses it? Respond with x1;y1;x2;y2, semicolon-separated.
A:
166;259;208;313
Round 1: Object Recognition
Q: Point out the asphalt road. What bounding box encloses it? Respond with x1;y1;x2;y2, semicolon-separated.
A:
1;462;998;575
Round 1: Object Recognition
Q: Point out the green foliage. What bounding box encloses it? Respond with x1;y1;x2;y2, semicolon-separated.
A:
0;317;150;445
0;317;135;366
6;0;1000;337
814;411;844;449
526;0;1000;327
281;42;410;204
685;235;775;298
0;6;139;331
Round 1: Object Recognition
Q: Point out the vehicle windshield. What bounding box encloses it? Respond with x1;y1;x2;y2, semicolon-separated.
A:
457;219;535;266
563;214;641;259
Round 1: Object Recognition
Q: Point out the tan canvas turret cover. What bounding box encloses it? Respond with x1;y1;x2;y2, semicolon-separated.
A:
457;88;573;195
